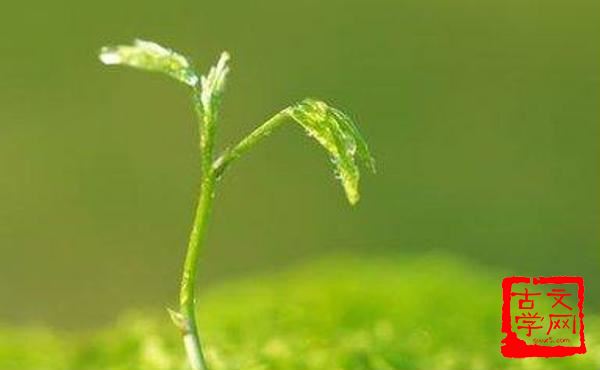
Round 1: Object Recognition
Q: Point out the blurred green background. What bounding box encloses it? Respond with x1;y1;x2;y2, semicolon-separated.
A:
0;0;598;330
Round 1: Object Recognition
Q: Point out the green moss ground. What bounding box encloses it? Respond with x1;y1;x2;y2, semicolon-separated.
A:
1;255;598;369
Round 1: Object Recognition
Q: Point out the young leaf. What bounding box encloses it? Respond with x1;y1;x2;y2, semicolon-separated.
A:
199;52;230;113
288;99;375;205
99;39;199;87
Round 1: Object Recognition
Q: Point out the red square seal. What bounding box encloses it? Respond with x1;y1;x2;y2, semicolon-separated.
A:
501;276;585;358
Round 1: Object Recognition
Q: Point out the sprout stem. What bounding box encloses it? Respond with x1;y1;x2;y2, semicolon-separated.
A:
177;92;218;370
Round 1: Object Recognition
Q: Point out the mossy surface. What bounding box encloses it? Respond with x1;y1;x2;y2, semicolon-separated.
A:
2;255;598;369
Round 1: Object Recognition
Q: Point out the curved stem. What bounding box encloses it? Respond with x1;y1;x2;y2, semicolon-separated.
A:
177;92;218;370
176;105;289;370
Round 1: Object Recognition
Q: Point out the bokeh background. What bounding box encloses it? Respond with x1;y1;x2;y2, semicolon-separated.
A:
0;0;598;330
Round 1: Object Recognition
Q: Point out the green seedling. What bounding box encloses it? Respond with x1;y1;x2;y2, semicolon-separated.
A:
99;39;375;370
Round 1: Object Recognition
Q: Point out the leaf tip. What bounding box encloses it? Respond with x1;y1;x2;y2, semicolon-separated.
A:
98;47;121;65
347;190;360;205
219;51;231;64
